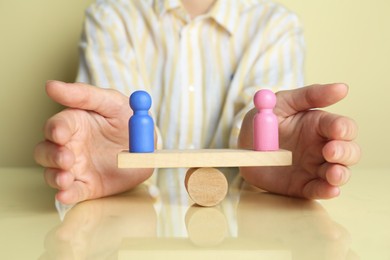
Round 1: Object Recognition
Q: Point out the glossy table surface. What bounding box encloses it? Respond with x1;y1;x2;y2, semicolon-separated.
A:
0;167;389;259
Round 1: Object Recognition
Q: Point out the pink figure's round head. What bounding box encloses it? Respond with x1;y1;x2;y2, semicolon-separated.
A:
254;89;276;110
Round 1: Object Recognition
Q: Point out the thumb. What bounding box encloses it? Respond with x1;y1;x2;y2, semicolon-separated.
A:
46;80;128;118
275;83;349;117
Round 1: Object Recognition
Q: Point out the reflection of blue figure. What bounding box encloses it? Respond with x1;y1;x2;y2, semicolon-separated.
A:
129;91;154;153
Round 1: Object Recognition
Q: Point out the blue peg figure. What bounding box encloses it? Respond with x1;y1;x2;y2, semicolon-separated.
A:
129;90;154;153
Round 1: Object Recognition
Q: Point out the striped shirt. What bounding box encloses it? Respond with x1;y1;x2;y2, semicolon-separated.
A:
72;0;306;237
77;0;305;150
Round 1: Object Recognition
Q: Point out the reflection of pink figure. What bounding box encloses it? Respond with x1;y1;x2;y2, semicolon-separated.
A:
253;89;279;151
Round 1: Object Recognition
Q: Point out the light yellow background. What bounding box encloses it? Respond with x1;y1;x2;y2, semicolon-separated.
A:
0;0;389;168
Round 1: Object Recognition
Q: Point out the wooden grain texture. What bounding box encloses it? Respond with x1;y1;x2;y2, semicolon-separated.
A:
117;149;292;168
185;168;228;207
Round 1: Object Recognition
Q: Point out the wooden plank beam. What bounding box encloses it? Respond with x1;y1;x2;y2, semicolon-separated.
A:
117;149;292;169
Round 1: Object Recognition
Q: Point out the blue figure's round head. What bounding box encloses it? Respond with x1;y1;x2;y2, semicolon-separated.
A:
130;90;152;111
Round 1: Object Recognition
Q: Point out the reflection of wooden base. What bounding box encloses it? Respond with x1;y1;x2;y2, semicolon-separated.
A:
185;168;228;207
185;206;228;246
119;238;292;258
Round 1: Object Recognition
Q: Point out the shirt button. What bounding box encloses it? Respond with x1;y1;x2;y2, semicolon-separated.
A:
188;85;195;92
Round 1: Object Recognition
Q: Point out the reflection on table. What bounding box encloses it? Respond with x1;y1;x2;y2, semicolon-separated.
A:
41;168;353;259
1;167;389;259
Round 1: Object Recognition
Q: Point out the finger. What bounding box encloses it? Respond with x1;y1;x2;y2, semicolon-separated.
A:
326;165;351;186
56;182;89;205
317;112;359;141
44;168;60;189
43;111;74;145
44;168;75;190
302;179;341;200
34;141;74;169
46;80;128;118
322;140;361;166
276;83;348;117
317;163;351;186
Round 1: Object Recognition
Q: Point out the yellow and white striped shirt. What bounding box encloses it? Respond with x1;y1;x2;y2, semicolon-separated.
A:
77;0;305;150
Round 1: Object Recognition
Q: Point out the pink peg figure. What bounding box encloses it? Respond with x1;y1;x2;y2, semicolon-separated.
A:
129;90;155;153
253;89;279;151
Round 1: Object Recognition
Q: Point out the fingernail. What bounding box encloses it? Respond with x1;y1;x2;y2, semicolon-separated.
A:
46;80;65;85
332;147;341;161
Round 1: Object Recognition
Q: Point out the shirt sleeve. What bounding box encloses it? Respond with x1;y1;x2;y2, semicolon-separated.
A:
229;11;305;148
76;3;144;96
76;2;164;150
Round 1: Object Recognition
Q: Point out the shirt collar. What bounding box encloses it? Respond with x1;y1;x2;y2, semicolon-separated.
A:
209;0;260;35
154;0;259;35
154;0;182;17
208;0;240;35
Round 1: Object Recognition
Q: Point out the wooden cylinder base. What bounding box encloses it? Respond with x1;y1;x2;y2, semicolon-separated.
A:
184;167;228;207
